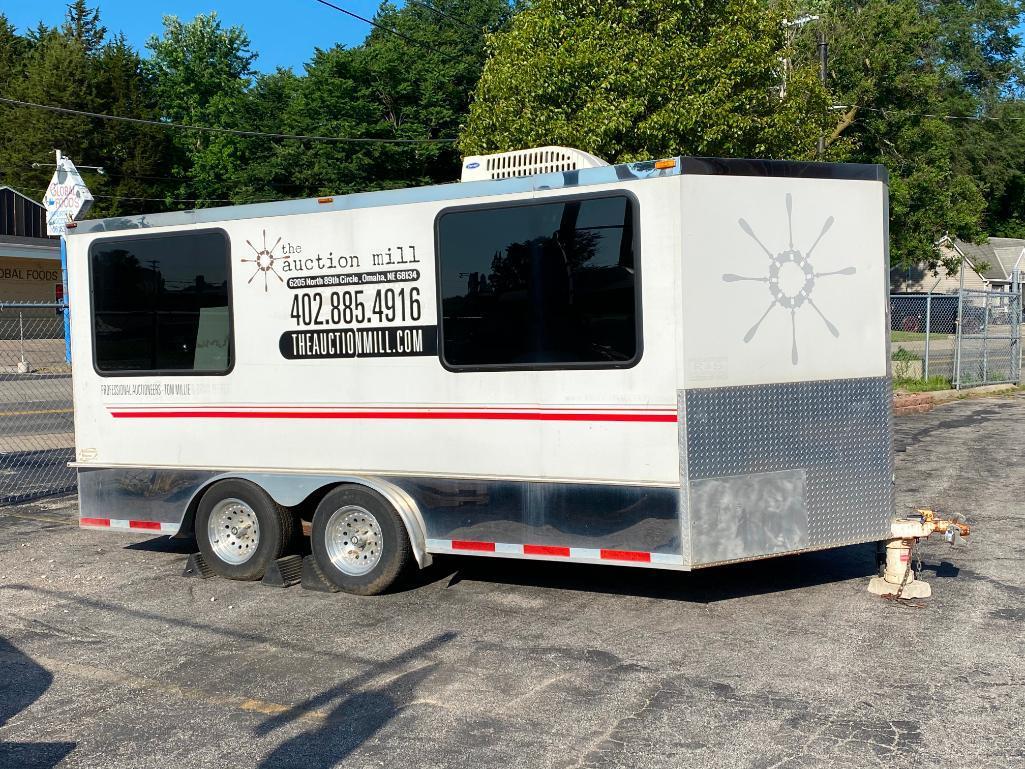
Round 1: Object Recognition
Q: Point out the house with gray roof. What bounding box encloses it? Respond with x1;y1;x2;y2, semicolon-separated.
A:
890;235;1025;294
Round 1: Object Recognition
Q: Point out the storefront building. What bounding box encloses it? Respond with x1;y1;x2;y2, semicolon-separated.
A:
0;186;61;303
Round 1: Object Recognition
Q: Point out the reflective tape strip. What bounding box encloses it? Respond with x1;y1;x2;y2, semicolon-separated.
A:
523;544;570;557
80;518;179;535
599;548;650;563
425;539;683;567
450;539;495;552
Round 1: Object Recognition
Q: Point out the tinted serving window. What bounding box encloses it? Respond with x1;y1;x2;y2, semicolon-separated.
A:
90;230;232;374
437;195;640;369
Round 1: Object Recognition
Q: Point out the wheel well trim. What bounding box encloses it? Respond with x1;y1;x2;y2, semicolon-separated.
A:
182;472;432;569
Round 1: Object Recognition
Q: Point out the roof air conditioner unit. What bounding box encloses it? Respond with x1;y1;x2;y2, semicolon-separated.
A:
460;146;609;182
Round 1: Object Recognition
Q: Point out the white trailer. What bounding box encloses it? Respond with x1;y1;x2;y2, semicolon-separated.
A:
67;149;892;594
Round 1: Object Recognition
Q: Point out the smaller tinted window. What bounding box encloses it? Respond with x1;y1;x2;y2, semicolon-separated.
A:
90;230;232;374
437;195;639;369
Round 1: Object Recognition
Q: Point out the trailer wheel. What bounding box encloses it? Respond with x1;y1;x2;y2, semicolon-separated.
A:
195;479;294;581
311;486;413;595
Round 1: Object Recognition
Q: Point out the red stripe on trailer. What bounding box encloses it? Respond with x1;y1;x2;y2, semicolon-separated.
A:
129;520;162;530
79;517;110;527
600;549;652;563
109;410;677;423
451;540;496;552
523;544;570;557
427;538;683;567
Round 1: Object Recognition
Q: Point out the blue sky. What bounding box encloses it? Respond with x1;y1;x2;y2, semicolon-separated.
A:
4;3;1024;74
3;1;386;72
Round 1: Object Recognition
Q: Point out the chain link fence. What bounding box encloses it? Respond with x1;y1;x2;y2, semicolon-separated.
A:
0;301;75;504
891;290;1022;389
889;293;961;385
954;289;1022;388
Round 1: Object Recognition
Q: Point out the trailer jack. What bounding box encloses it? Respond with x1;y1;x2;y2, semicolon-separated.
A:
867;510;970;600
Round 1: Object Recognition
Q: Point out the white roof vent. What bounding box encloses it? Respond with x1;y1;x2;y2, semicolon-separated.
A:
461;146;609;182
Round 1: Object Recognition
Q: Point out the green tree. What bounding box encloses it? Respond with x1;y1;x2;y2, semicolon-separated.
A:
460;0;831;162
145;13;257;205
807;0;1025;268
251;0;511;200
0;15;29;92
0;24;95;200
62;0;106;54
0;3;175;216
90;34;176;216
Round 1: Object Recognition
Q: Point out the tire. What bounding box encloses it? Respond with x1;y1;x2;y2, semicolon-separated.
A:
195;479;295;581
311;485;413;595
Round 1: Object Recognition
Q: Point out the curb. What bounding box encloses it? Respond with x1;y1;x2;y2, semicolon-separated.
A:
894;383;1019;416
893;392;934;416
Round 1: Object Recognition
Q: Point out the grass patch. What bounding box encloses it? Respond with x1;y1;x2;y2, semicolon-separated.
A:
893;375;952;392
891;346;920;362
890;331;927;342
890;331;954;342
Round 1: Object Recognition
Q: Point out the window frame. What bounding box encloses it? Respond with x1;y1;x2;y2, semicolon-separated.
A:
88;227;235;377
434;190;644;373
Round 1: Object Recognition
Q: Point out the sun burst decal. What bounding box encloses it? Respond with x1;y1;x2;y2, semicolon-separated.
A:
242;230;285;291
723;193;855;365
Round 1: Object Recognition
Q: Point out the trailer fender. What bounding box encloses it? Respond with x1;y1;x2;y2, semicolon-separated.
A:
187;473;432;570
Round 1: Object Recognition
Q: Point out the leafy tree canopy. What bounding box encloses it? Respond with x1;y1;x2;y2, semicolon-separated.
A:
806;0;1025;269
0;0;1022;268
461;0;832;162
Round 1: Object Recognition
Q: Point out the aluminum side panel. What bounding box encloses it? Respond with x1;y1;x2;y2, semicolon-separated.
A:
682;377;893;566
389;477;681;555
78;468;684;564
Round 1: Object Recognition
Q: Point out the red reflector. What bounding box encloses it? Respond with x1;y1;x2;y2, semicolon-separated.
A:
129;520;162;530
451;540;495;552
80;518;110;527
600;549;651;563
523;544;570;557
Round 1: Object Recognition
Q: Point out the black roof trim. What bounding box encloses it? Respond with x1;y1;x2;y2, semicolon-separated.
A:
679;157;888;183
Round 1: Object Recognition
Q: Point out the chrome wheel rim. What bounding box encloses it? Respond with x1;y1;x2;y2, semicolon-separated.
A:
324;506;383;576
208;498;260;565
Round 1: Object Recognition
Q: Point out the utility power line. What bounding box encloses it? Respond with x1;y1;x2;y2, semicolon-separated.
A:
311;0;466;64
0;95;458;143
836;104;1025;122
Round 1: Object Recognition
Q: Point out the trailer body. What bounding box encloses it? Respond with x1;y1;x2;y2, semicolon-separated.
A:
68;156;892;574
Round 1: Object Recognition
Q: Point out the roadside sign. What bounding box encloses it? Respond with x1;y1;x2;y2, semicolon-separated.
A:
44;153;93;237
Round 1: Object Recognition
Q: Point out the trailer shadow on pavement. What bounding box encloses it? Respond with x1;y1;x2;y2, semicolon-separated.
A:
119;533;879;603
430;543;878;603
0;638;76;769
257;662;440;769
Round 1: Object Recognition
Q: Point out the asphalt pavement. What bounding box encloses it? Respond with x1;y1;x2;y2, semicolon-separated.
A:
0;395;1023;769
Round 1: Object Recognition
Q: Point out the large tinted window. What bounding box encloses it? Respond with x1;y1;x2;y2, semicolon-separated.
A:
437;194;639;369
90;230;232;374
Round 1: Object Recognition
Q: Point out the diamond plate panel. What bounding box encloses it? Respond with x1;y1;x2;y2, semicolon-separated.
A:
683;377;893;563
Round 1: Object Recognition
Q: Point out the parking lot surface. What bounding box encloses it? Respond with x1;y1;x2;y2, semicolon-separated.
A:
1;395;1024;769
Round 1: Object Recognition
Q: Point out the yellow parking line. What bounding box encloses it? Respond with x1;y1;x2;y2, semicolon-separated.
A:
0;650;330;724
0;408;73;417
